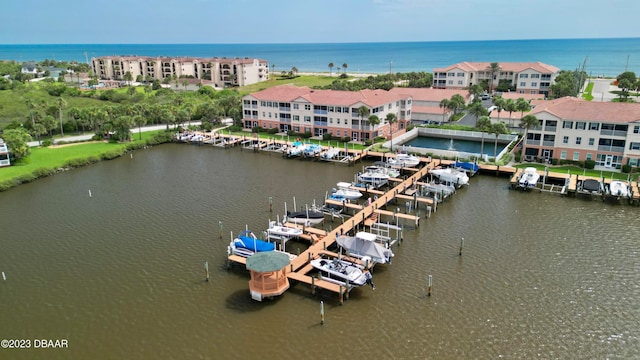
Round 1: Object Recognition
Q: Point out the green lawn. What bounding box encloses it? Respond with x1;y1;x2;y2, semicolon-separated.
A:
581;82;594;101
514;163;638;181
237;75;346;95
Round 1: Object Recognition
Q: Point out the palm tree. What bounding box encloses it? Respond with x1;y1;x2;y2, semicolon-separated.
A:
476;115;492;158
493;96;505;123
439;98;451;122
357;106;370;142
56;97;67;137
182;79;189;91
328;62;334;76
487;62;501;93
368;114;380;142
449;94;466;115
515;98;531;121
519;114;539;158
385;113;398;151
504;98;517;126
468;84;483;101
291;67;298;76
342;63;348;74
467;100;488;127
270;64;275;80
124;71;133;86
133;114;147;140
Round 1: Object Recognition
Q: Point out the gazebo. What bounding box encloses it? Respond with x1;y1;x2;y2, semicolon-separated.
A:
245;251;291;302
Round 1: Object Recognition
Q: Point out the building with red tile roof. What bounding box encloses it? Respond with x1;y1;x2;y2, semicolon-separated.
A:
388;88;470;123
433;61;560;97
242;85;412;141
521;97;640;168
92;55;269;88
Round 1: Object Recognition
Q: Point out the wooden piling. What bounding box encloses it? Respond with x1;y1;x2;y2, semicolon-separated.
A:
311;276;316;295
459;237;464;256
320;301;325;325
269;196;273;212
204;261;209;282
428;275;432;296
219;221;223;239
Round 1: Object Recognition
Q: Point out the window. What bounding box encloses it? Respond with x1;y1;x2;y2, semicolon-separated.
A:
304;116;311;122
530;91;536;94
337;119;340;124
520;82;526;87
336;130;340;137
531;74;540;78
448;80;453;85
589;122;599;130
268;112;271;118
563;121;573;129
531;82;537;87
573;152;580;161
457;72;464;77
447;72;455;76
262;112;265;117
519;90;525;94
563;136;569;144
343;107;349;113
634;125;640;134
304;104;311;111
630;142;640;150
589;138;594;146
576;122;586;130
328;106;334;112
293;103;299;110
586;153;592;161
519;74;529;78
260;101;266;106
388;104;392;110
576;137;582;145
457;80;463;85
293;115;299;121
560;151;567;159
329;118;333;124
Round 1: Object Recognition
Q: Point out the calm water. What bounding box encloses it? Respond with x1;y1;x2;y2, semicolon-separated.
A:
405;136;506;156
1;38;639;76
1;144;639;359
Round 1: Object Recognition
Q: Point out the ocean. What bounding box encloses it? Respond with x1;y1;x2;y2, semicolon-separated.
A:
1;38;639;77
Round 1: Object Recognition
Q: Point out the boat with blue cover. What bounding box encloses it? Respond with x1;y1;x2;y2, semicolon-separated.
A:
229;230;276;258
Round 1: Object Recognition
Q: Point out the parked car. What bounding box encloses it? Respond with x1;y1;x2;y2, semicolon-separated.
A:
481;94;491;100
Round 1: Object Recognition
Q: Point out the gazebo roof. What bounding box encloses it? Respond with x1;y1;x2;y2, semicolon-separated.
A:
246;251;290;272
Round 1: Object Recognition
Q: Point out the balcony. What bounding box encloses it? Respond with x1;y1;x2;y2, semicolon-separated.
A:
542;141;555;146
313;109;328;115
597;145;624;153
544;126;557;132
600;129;627;137
279;106;291;112
525;139;540;145
313;121;328;127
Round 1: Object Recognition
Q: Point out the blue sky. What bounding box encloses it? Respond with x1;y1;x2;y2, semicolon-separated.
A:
2;0;639;44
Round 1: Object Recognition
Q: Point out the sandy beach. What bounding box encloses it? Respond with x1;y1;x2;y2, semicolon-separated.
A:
298;71;382;78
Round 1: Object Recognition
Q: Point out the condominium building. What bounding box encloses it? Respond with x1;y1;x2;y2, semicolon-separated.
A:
433;62;560;96
389;88;469;124
241;85;412;142
523;97;640;169
91;56;269;88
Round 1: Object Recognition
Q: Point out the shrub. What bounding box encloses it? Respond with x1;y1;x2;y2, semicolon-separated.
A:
32;167;54;178
514;152;521;162
584;159;596;169
41;139;53;147
17;173;36;184
622;164;632;173
551;158;558;165
339;73;348;79
322;133;333;140
342;137;351;143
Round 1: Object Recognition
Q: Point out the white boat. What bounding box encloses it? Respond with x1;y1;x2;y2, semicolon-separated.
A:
310;257;374;288
387;153;420;168
430;168;470;187
608;180;629;198
303;144;323;157
357;170;389;188
284;208;325;225
321;148;340;160
285;141;307;157
337;231;394;265
332;182;362;200
266;220;303;238
518;167;540;189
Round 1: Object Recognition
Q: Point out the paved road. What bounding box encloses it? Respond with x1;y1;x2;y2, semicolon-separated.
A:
589;78;617;102
27;123;201;147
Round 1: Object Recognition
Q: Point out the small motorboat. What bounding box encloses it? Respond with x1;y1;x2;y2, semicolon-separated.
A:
453;161;479;176
608;180;629;198
266;220;303;238
321;148;340;160
430;168;470;187
285;141;307;157
387;152;420;168
332;182;362;200
337;231;394;265
310;257;374;288
303;144;323;158
228;230;275;258
518;167;540;189
285;208;325;225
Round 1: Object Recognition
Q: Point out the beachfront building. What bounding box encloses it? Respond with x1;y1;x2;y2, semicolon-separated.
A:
432;62;560;96
91;56;269;88
522;97;640;169
0;138;10;167
389;88;469;124
241;85;412;142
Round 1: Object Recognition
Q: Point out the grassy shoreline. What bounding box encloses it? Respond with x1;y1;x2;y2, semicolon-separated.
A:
0;130;173;191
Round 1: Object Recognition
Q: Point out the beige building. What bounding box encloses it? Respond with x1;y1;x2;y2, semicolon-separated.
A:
242;85;412;142
433;62;560;96
523;97;640;169
389;88;469;124
0;138;10;167
92;56;269;88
